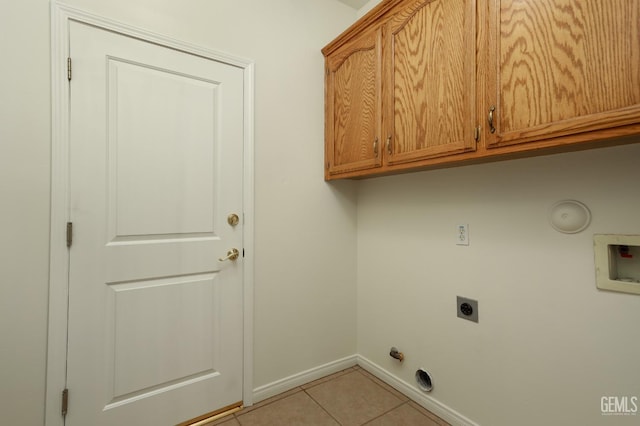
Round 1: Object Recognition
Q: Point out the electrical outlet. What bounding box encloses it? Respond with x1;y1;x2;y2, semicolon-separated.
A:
457;296;478;323
456;224;469;246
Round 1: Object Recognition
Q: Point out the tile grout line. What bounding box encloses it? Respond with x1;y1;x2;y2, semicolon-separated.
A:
303;387;344;425
231;387;306;424
360;400;412;426
304;368;407;426
229;367;357;425
352;369;409;426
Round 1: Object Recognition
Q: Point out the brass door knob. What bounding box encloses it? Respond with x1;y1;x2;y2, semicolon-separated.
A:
227;213;240;226
219;248;240;262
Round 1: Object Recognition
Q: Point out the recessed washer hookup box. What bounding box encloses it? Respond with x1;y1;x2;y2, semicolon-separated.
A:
594;234;640;295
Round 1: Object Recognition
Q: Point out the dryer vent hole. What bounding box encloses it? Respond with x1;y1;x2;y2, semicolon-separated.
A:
415;368;433;392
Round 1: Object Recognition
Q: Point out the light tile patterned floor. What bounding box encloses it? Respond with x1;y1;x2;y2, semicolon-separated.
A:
204;366;449;426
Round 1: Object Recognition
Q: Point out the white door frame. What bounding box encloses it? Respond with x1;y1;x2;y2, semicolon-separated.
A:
46;3;255;425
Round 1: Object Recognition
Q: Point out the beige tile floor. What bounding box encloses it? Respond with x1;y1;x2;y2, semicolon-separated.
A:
204;366;449;426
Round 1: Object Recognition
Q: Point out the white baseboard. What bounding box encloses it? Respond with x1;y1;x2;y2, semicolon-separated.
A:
252;354;478;426
252;355;358;403
356;355;479;426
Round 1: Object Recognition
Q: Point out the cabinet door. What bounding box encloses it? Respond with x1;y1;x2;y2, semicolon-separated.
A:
486;0;640;148
384;0;477;166
325;27;383;179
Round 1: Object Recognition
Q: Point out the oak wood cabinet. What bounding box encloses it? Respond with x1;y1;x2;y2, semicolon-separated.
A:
324;26;383;176
324;0;476;179
323;0;640;180
485;0;640;149
384;0;477;166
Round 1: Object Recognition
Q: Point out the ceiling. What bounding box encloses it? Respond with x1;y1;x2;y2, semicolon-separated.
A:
337;0;371;9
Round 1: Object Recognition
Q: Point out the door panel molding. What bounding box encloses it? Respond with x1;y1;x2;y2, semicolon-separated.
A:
47;3;254;425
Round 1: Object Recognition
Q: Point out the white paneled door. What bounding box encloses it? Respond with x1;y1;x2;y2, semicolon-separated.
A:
66;21;244;425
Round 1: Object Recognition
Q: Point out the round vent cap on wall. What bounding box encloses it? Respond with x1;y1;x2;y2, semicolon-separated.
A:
548;200;591;234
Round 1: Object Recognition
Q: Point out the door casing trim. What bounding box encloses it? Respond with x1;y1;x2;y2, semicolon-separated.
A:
46;3;255;424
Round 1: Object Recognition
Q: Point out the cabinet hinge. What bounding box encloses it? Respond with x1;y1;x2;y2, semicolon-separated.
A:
61;388;69;417
66;222;73;248
474;125;480;143
67;57;72;81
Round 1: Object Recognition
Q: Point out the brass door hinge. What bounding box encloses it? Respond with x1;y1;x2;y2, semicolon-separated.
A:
67;57;72;81
474;125;480;143
66;222;73;248
61;388;69;417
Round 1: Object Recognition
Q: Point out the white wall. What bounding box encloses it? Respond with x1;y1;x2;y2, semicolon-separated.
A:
0;2;51;426
0;1;359;424
357;0;383;17
357;142;640;426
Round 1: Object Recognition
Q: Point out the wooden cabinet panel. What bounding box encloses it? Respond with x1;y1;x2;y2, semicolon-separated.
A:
323;0;640;180
487;0;640;147
385;0;477;164
325;28;382;178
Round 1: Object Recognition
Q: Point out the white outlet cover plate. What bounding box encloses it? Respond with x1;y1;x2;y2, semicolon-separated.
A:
456;224;469;246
